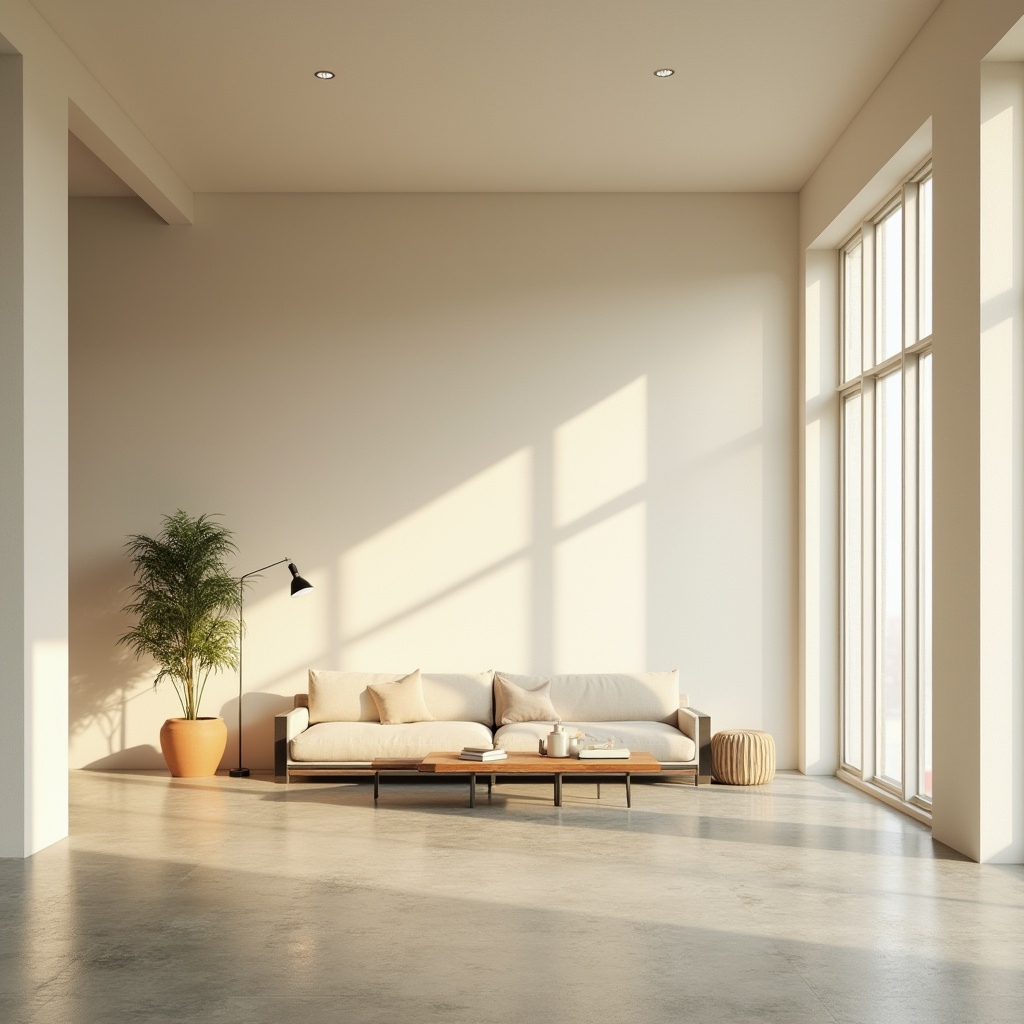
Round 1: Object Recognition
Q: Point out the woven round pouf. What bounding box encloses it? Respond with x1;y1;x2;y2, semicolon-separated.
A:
711;730;776;785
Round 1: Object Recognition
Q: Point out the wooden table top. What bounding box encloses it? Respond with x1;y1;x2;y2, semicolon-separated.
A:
417;751;660;774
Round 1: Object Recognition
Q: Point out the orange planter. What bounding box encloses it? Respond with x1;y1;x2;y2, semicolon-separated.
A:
159;717;228;777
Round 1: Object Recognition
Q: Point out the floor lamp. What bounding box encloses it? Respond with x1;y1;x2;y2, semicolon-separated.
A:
230;558;314;778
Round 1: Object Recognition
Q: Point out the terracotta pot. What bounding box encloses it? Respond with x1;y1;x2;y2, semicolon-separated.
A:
159;717;228;777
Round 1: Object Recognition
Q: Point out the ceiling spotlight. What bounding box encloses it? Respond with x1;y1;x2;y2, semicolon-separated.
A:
314;70;335;80
654;68;675;78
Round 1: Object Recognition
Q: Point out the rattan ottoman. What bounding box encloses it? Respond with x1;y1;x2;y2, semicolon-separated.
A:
711;730;775;785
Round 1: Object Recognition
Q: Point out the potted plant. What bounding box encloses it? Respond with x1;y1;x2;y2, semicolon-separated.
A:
119;510;241;777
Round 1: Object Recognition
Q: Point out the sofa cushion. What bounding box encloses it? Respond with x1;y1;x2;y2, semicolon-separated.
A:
367;670;434;724
308;670;399;724
494;721;697;763
290;721;494;762
493;671;679;724
308;669;494;726
494;673;558;725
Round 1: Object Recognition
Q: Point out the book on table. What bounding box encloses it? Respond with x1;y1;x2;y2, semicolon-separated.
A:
459;748;508;761
578;747;630;759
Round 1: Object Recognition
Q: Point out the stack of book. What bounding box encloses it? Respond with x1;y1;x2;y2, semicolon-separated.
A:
578;747;630;759
459;746;508;762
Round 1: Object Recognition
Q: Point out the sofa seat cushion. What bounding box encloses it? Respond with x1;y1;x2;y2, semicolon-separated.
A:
289;720;494;762
494;721;697;763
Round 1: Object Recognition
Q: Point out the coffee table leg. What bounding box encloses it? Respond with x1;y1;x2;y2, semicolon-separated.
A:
554;773;562;807
374;771;379;803
596;782;601;800
625;773;631;808
469;774;476;808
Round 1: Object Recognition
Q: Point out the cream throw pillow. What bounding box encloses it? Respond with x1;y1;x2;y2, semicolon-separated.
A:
494;673;558;726
367;670;434;725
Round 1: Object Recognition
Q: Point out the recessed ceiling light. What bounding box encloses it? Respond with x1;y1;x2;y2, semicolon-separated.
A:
653;68;675;78
314;70;335;80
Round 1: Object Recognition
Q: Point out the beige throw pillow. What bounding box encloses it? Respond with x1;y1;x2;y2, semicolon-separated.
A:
367;670;434;725
494;673;558;726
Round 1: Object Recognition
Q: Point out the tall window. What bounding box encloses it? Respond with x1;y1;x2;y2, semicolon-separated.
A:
839;166;933;809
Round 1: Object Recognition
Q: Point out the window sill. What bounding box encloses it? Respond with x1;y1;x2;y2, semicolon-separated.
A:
836;768;933;826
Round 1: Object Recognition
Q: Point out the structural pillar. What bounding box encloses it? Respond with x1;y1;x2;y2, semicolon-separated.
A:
0;51;70;858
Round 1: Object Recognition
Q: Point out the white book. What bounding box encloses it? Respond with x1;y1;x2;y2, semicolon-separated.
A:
578;748;630;759
459;750;508;761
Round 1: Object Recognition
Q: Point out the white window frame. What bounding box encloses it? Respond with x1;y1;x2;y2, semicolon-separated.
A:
838;161;933;815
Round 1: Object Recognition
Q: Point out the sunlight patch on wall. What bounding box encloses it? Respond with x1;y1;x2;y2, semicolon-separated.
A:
554;376;646;527
805;278;821;401
242;579;327;689
981;104;1015;302
342;557;530;670
341;448;532;641
553;504;646;672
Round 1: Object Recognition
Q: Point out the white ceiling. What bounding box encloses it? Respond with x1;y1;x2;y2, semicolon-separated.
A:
48;0;945;195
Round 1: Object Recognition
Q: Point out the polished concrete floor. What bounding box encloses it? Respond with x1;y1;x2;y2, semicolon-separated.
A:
1;770;1022;1024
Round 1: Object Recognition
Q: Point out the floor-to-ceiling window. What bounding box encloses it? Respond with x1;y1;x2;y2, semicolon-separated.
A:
839;166;933;813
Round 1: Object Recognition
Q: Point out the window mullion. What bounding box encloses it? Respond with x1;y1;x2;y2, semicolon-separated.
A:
860;375;877;783
903;354;920;803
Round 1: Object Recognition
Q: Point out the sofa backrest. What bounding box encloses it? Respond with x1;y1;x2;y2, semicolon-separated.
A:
494;671;680;725
307;669;495;726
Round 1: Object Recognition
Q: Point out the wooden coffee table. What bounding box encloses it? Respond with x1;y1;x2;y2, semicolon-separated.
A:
417;751;660;808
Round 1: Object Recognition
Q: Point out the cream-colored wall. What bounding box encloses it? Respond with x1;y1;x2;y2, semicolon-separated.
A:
69;192;798;772
800;0;1024;861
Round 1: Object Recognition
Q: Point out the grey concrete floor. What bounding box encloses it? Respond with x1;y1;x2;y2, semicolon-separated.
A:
1;771;1023;1024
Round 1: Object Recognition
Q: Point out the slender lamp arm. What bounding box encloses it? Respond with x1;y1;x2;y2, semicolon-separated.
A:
231;557;313;778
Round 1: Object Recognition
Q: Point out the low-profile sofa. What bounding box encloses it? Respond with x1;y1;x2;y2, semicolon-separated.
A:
275;669;711;785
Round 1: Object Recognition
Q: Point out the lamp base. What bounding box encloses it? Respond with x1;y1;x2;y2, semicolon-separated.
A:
229;767;251;778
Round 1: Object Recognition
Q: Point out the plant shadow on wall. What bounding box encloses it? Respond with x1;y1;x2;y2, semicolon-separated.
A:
72;511;244;774
69;555;166;769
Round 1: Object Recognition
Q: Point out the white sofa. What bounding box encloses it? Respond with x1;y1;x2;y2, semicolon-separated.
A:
275;669;711;785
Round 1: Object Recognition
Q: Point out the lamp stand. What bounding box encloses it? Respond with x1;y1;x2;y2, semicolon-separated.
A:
230;558;313;778
229;572;252;777
232;561;288;774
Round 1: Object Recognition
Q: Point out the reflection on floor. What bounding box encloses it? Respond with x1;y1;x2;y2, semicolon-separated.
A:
1;771;1022;1024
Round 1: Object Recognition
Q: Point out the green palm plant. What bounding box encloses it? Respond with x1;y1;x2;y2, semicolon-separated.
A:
118;511;242;720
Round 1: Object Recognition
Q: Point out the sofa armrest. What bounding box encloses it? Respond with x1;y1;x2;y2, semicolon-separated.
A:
275;706;310;782
678;707;712;785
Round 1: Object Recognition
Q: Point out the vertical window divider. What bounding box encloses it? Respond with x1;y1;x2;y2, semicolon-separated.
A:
861;374;877;784
902;181;921;801
903;356;921;800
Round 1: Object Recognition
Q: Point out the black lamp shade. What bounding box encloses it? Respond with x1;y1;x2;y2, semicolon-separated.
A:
288;562;314;596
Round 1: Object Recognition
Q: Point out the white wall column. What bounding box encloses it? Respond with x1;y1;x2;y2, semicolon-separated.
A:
974;62;1024;863
0;51;69;858
799;248;840;774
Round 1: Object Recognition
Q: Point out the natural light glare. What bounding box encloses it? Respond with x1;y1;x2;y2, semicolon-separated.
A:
554;377;646;527
876;207;903;362
842;394;862;771
343;556;530;670
981;106;1014;302
843;242;863;380
803;416;822;768
876;371;902;785
341;448;531;639
553;503;645;671
805;278;821;400
243;579;326;687
918;177;933;339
